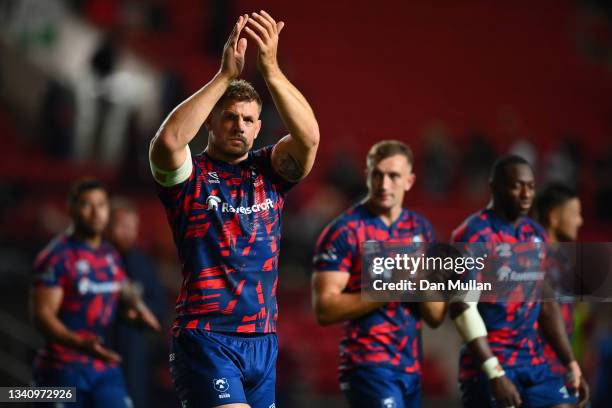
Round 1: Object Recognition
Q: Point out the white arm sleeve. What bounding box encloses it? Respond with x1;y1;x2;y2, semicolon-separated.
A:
451;301;488;343
450;289;487;343
149;144;193;187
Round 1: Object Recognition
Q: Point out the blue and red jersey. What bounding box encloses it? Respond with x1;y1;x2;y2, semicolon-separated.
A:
32;234;126;371
542;303;574;374
451;208;549;381
313;203;435;377
156;146;293;334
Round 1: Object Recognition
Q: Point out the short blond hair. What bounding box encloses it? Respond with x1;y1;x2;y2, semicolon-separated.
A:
366;140;414;169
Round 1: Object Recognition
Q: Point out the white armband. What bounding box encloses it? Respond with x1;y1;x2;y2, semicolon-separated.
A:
451;301;488;343
149;144;193;187
482;356;505;379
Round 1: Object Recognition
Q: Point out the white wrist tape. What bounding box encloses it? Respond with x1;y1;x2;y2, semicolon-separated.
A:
482;356;505;379
149;144;193;187
451;301;488;343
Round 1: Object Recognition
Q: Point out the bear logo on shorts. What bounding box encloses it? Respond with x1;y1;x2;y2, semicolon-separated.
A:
381;397;396;408
213;378;230;393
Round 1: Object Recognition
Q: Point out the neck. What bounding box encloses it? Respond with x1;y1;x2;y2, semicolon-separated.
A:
489;201;522;227
205;143;248;165
72;229;102;249
365;198;402;226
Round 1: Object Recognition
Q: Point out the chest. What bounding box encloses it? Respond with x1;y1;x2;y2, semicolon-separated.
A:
347;221;427;288
65;252;124;298
353;219;427;244
476;225;546;295
484;223;544;263
187;167;282;238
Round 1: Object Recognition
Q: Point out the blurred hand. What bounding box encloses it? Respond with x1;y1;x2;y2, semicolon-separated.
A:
567;361;589;408
76;335;122;364
491;375;522;408
220;14;249;79
126;302;162;332
244;10;285;76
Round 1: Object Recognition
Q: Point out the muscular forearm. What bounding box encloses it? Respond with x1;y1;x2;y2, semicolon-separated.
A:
263;68;319;148
539;302;574;365
157;72;232;151
315;292;384;325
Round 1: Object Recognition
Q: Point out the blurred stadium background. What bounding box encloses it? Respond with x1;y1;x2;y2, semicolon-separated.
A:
0;0;611;407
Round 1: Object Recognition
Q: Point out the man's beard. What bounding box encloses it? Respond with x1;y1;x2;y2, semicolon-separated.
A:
223;136;249;157
74;221;103;238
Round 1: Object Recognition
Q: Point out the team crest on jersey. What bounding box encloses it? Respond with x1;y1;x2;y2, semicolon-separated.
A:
381;397;396;408
207;172;220;184
412;234;424;243
249;166;263;186
76;260;90;275
213;378;230;399
206;195;222;210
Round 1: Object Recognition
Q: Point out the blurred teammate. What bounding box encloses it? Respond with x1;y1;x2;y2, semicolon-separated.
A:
535;183;585;388
149;11;319;408
311;141;445;408
535;183;583;244
31;179;160;407
108;199;167;408
449;156;588;408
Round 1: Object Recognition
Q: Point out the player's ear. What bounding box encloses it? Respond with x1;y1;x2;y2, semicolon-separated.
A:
254;119;262;139
549;208;560;229
405;172;416;191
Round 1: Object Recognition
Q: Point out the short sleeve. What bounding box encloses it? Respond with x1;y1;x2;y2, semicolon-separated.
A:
33;251;68;288
422;217;436;242
312;220;357;273
155;155;197;216
451;220;486;243
250;145;297;195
